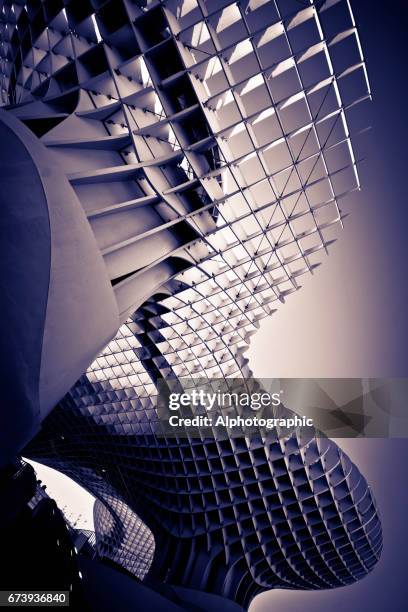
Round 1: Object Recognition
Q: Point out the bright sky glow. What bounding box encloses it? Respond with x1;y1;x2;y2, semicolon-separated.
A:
24;458;95;531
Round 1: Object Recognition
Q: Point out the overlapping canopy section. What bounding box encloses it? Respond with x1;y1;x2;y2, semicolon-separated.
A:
1;1;380;607
0;0;371;393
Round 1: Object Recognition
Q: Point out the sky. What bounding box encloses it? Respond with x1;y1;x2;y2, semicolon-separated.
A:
26;459;95;531
24;2;408;610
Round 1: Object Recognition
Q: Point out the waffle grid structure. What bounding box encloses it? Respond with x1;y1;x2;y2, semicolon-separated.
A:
28;402;382;608
0;0;371;343
93;496;154;580
0;0;382;609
